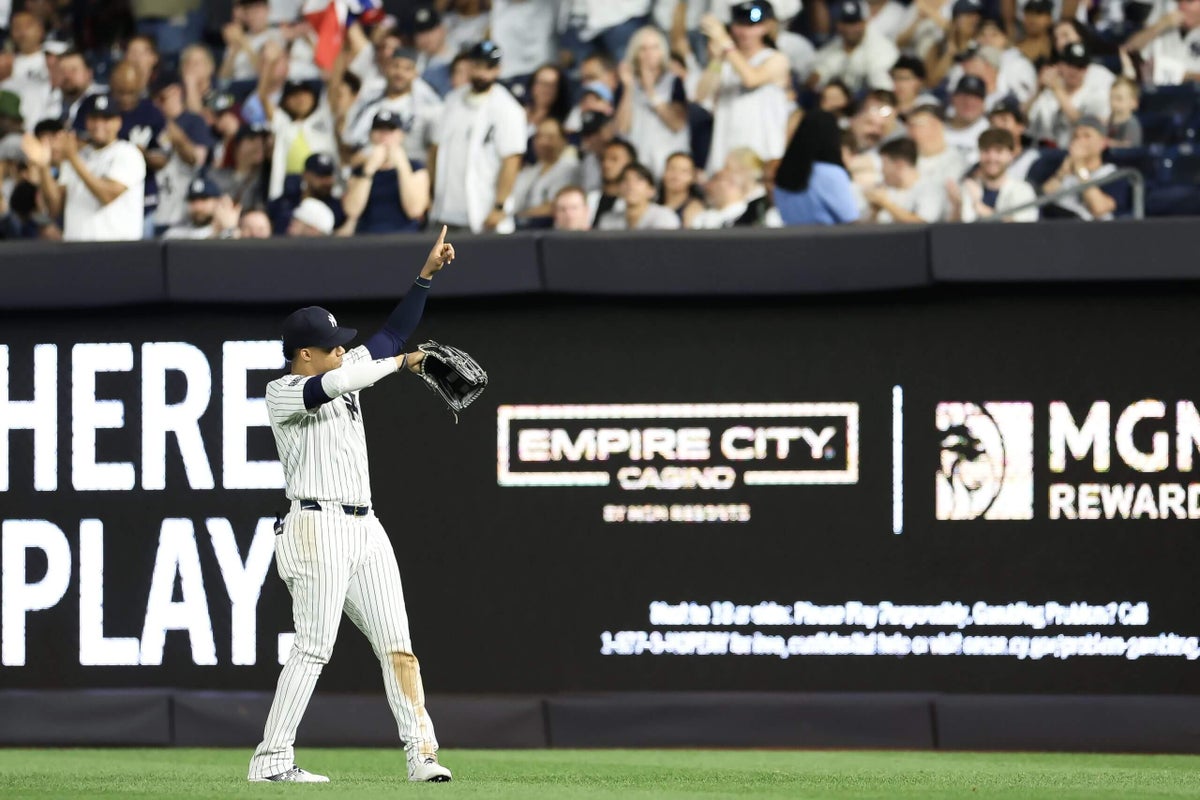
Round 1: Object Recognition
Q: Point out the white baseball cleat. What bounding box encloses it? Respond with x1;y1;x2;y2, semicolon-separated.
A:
409;757;452;782
250;766;330;783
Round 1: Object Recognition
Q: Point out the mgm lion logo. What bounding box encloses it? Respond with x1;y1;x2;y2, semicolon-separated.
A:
936;402;1034;521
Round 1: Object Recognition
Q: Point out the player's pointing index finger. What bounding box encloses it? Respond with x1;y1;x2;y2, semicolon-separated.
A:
436;224;447;247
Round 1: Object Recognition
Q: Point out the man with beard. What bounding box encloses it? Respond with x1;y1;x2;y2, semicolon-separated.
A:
943;75;989;164
346;48;442;164
428;40;525;233
268;152;348;234
51;49;105;130
163;177;229;238
21;94;145;241
947;127;1037;221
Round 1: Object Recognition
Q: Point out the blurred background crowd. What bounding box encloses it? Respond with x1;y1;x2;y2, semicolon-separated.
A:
0;0;1196;241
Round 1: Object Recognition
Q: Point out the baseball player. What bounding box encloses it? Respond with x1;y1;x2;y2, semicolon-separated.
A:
248;227;456;784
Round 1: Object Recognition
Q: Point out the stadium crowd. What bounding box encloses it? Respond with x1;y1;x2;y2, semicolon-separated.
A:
0;0;1196;241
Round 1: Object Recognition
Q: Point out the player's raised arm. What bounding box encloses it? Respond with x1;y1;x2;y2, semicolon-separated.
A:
360;225;455;360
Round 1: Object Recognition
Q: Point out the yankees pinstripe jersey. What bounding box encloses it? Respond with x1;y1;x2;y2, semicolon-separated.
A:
266;346;375;505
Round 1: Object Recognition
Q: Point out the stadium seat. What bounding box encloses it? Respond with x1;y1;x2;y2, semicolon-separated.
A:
1161;143;1200;185
1105;145;1164;186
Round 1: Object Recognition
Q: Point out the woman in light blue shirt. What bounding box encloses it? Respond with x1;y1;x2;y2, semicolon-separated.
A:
772;109;860;226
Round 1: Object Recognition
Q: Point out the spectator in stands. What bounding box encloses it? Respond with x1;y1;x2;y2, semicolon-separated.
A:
947;127;1038;221
180;44;215;118
346;47;442;165
1;11;52;131
1053;22;1116;97
772;108;859;225
658;151;706;227
261;55;337;202
848;91;898;156
22;95;146;241
1039;116;1120;221
566;54;621;132
512;118;579;225
598;162;681;229
559;0;653;67
444;0;491;56
1123;0;1200;86
125;34;160;86
429;40;526;232
819;79;853;117
970;22;1037;104
724;145;771;223
810;0;898;92
208;93;243;168
889;56;928;117
220;0;282;83
344;21;403;102
866;0;910;42
1107;77;1142;147
411;6;456;97
524;65;571;140
692;166;760;228
49;49;103;130
865;136;946;223
924;0;983;88
944;75;989;164
987;97;1039;180
286;196;335;236
1015;0;1054;66
590;137;637;225
163;177;224;239
342;109;430;235
239;207;273;238
211;123;269;209
615;26;689;178
330;70;362;147
491;0;558;86
553;185;592;230
106;60;166;238
1028;42;1111;148
577;110;617;193
907;103;967;190
269;152;346;234
698;1;791;173
150;71;214;234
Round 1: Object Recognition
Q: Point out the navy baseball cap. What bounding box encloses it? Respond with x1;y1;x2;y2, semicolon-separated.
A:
1024;0;1054;13
88;94;121;118
411;5;442;33
838;1;865;23
1061;41;1090;68
235;122;270;141
580;110;612;135
731;0;775;24
151;70;181;95
304;152;336;176
186;177;221;200
282;307;358;357
952;0;982;15
953;74;987;99
282;79;318;99
465;40;502;66
373;109;409;130
989;95;1026;124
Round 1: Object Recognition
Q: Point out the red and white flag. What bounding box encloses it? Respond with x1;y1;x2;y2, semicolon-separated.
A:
302;0;385;70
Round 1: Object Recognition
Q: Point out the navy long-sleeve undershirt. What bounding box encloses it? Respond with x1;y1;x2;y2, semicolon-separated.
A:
302;278;431;409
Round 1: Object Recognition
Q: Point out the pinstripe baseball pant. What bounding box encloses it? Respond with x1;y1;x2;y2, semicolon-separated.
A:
248;502;439;779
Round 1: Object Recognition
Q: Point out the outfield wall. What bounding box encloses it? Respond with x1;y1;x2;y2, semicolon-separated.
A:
2;228;1200;750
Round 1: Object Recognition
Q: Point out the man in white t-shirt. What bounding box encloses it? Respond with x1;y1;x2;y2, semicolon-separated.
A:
944;75;990;164
1123;0;1200;85
347;48;443;165
1027;41;1111;148
947;127;1038;221
865;136;947;223
1;11;52;131
907;103;967;192
21;94;145;241
429;40;527;233
810;0;899;91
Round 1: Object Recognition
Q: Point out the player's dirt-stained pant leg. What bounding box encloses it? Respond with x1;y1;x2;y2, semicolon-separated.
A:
342;515;439;772
248;508;363;780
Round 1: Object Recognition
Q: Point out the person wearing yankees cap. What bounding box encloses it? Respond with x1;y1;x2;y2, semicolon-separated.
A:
810;0;899;92
428;40;526;233
267;152;348;234
1027;40;1110;148
162;177;230;239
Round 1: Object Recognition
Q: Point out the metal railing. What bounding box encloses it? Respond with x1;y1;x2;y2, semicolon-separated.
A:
981;167;1145;222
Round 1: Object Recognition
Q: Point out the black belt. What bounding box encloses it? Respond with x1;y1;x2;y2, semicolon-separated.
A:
299;499;370;517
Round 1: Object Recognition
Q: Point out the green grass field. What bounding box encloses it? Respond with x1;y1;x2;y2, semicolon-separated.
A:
1;748;1197;799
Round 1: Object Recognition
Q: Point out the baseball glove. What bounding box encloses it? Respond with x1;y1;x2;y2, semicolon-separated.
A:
414;341;488;422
